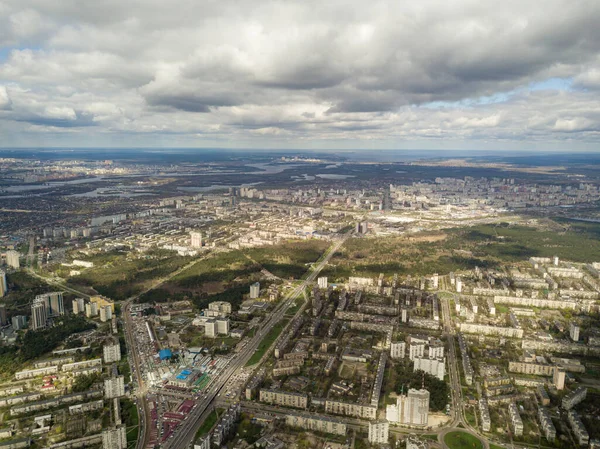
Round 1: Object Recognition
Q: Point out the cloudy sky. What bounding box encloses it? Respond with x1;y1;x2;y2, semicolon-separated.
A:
1;0;600;150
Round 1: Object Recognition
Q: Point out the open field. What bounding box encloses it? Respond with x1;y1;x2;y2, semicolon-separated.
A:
60;248;193;300
444;431;484;449
195;409;218;439
245;319;289;366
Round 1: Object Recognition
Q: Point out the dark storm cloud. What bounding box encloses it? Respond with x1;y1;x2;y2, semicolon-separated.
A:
145;93;238;113
15;111;96;127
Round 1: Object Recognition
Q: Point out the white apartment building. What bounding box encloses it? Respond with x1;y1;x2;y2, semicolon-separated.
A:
413;357;445;380
386;388;429;427
508;403;523;436
100;305;112;322
409;343;426;361
31;298;47;331
190;231;203;248
5;250;20;269
103;341;122;364
104;376;125;399
569;323;580;342
368;420;389;444
0;269;6;297
102;427;126;449
390;341;406;359
250;282;260;299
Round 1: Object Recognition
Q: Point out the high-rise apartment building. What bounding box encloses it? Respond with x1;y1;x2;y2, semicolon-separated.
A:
31;298;47;331
72;297;85;314
100;305;113;322
12;315;27;330
318;277;328;289
205;319;216;338
5;250;20;269
216;318;230;336
386;388;430;426
190;231;203;248
0;269;7;297
35;292;64;317
553;367;566;390
390;341;406;359
250;282;260;299
0;304;7;326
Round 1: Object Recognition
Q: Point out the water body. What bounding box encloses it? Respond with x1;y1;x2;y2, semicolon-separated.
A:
0;176;106;192
70;187;156;198
245;163;303;174
177;182;263;192
315;174;355;180
291;174;316;181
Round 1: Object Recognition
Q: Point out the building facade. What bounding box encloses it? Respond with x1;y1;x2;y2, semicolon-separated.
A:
259;389;308;409
368;420;389;444
285;413;347;436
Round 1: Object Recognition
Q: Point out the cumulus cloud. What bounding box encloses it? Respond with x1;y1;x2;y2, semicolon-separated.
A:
0;0;599;148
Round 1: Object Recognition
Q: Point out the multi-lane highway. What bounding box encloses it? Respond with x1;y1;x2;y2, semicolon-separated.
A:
162;231;352;449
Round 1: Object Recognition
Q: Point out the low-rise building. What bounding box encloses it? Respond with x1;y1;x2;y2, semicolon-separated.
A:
15;366;58;380
562;386;587;410
102;427;126;449
368;420;389;444
285;413;347;435
460;323;524;338
508;403;523;437
537;386;550;406
259;390;308;409
103;340;121;364
104;376;125;399
538;407;556;441
508;361;555;376
62;358;102;372
325;400;377;419
479;399;491;432
213;404;240;447
457;334;474;385
567;410;589;446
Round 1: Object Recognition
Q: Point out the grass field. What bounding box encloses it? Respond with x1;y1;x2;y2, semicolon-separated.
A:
245;319;289;366
62;248;193;300
195;409;218;439
444;431;484;449
285;298;305;316
121;398;139;445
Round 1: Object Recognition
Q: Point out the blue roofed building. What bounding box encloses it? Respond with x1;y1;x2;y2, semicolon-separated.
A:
159;349;172;361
